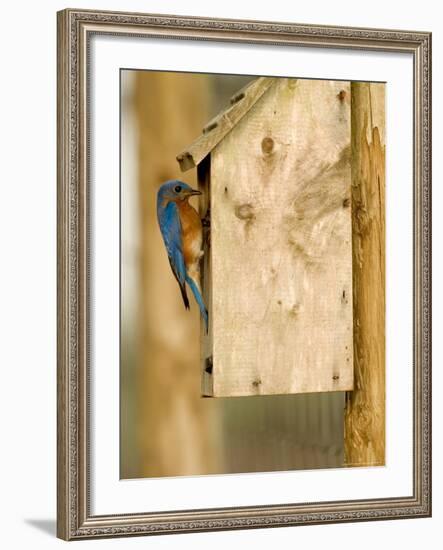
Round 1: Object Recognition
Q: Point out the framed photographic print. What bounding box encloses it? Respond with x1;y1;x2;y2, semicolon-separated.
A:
57;8;432;540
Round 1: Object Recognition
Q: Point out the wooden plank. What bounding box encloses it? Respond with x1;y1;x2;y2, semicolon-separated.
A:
344;82;386;466
208;78;354;397
197;156;214;396
177;77;277;171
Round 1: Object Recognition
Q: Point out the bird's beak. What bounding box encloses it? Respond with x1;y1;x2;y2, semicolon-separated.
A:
187;189;202;196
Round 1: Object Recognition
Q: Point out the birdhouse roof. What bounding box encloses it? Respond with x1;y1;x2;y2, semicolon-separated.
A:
176;77;277;172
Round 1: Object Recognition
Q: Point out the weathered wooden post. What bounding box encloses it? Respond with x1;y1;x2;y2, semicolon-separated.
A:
344;82;386;467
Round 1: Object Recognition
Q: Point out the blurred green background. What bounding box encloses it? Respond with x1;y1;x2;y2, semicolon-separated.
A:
120;70;344;479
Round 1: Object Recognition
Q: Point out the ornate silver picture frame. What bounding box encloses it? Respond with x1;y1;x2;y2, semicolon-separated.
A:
57;8;431;540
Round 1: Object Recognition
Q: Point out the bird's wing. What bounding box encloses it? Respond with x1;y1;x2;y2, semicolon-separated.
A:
159;201;190;310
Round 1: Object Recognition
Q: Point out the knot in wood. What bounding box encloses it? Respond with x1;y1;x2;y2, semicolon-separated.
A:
261;136;274;154
235;203;255;221
337;89;347;101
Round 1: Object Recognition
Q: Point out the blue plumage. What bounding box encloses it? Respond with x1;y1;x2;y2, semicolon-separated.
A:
185;274;208;330
157;180;208;331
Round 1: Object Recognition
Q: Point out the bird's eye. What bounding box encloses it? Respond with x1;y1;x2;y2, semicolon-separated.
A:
174;185;182;193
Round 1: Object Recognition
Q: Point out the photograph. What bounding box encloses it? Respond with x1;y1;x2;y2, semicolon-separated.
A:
55;7;431;540
120;71;386;479
1;0;438;547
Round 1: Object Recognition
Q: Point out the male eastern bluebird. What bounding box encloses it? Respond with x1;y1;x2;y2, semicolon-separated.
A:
157;180;208;331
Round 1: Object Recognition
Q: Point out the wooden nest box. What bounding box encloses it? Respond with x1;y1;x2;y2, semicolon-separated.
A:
177;77;355;398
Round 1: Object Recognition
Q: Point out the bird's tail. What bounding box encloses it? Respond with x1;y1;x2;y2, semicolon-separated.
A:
185;275;208;333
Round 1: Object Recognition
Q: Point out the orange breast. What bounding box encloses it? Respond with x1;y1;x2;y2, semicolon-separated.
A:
177;200;202;268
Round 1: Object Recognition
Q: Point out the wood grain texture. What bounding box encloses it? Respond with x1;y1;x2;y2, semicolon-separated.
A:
344;82;386;466
197;156;214;396
207;78;354;397
177;77;276;171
